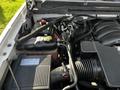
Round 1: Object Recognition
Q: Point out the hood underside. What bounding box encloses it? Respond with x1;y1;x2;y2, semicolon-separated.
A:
28;0;120;15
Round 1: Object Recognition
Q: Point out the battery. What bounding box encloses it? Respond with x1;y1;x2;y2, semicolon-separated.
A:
4;55;51;90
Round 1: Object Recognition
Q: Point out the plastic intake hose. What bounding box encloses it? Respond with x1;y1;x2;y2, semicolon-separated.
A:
75;58;102;81
51;58;102;86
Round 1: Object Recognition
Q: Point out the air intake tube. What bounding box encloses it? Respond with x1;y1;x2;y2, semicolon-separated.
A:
75;58;102;81
51;58;102;84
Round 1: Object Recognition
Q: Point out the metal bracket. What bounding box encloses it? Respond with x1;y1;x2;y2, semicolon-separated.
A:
26;0;36;11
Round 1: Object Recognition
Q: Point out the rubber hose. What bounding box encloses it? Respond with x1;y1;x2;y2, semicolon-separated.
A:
51;58;102;85
51;66;68;84
75;58;102;81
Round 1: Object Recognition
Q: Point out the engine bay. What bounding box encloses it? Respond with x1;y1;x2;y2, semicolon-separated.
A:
2;0;120;90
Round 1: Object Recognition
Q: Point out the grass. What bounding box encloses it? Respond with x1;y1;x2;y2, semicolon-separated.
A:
0;0;24;34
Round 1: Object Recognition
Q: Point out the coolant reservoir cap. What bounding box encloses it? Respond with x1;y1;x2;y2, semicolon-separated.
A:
34;36;52;44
